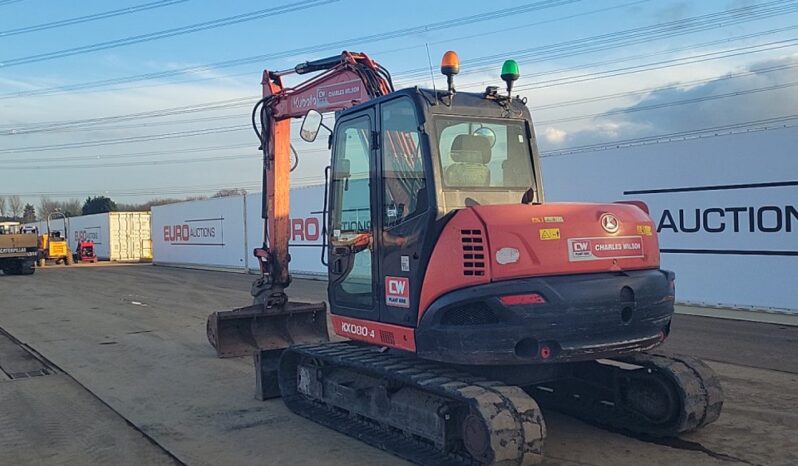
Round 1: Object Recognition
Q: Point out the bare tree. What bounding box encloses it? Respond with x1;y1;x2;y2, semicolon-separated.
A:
212;188;247;198
9;195;22;219
62;199;82;217
38;196;58;219
0;196;6;217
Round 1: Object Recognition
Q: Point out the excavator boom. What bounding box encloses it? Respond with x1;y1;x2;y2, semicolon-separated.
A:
207;52;392;358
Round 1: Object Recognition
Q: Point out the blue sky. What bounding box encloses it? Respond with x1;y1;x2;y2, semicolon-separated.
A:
1;0;797;206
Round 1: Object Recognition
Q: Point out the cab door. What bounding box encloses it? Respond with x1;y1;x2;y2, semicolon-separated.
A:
327;109;378;321
376;97;433;327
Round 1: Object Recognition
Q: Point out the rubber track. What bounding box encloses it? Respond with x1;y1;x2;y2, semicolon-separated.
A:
280;342;545;466
531;351;723;437
623;352;724;432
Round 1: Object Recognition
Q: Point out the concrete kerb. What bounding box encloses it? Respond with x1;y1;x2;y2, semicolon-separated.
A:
675;304;798;327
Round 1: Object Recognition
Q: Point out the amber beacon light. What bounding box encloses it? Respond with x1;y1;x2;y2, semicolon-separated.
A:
440;50;460;94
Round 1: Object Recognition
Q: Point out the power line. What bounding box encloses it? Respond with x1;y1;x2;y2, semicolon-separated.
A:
2;0;792;123
6;116;794;198
536;80;798;125
530;61;798;111
0;124;250;153
9;22;793;137
1;147;330;169
540;114;798;157
0;0;641;101
509;38;798;92
0;0;25;6
5;10;796;135
3;40;795;156
0;0;580;98
396;1;798;86
0;176;329;197
5;72;797;167
2;143;255;163
0;0;189;37
2;153;258;169
0;0;340;68
1;96;256;133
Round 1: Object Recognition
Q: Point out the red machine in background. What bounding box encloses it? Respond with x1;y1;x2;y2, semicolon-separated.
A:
76;241;98;263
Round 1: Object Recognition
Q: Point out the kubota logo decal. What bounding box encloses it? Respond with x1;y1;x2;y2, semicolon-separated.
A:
385;276;410;308
600;213;620;233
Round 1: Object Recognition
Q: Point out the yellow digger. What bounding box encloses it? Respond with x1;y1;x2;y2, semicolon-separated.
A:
38;212;73;266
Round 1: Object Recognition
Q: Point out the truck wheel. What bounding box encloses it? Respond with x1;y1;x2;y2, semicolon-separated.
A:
65;254;74;265
3;261;22;275
20;260;35;275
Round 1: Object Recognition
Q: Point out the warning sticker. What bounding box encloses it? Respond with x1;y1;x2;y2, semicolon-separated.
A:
385;276;410;308
568;236;645;262
636;224;653;236
539;228;561;241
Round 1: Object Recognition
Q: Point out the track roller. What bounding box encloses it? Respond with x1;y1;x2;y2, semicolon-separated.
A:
278;342;546;466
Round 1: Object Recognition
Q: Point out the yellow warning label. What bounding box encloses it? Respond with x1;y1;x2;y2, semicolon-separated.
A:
539;228;561;240
637;224;653;236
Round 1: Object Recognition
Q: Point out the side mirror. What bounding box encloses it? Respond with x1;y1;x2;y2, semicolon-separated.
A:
300;109;323;142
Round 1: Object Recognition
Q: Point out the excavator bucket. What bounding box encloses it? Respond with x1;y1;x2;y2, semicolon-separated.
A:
206;301;329;358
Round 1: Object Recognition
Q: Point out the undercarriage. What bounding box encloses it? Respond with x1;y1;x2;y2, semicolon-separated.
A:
272;342;723;466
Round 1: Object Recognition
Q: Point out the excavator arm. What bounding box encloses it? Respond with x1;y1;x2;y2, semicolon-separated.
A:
207;52;392;358
252;51;392;305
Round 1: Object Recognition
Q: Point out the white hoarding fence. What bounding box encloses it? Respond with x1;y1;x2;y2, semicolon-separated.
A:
245;186;326;275
69;214;110;259
152;196;247;270
149;127;797;313
542;127;797;312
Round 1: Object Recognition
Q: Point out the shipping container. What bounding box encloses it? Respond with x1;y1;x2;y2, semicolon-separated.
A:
26;212;151;261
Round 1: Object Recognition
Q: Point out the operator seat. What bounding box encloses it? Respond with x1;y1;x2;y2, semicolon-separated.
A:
444;134;491;187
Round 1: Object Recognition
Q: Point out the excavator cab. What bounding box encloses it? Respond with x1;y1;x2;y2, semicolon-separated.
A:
323;88;542;333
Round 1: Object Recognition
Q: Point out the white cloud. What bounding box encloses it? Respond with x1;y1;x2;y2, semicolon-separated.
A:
542;127;567;144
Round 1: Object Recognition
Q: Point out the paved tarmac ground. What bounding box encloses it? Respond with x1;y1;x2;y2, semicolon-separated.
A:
0;264;796;466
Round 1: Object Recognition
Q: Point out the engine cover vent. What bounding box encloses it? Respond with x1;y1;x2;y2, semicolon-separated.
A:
461;229;486;276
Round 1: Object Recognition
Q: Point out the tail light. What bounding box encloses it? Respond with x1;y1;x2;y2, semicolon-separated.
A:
500;293;546;305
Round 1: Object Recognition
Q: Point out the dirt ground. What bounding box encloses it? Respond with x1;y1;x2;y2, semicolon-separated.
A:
0;264;796;466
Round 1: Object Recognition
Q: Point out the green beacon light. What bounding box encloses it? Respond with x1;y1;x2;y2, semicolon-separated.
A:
501;59;520;97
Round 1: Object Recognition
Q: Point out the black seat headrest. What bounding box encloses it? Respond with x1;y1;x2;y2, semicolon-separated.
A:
451;134;491;164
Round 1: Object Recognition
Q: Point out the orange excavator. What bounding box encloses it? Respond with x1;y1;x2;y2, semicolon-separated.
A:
206;51;722;465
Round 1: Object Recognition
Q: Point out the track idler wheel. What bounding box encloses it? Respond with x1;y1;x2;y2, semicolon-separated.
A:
529;351;723;438
620;372;680;425
462;413;491;462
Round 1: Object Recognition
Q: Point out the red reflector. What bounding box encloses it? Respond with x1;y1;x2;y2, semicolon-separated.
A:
499;293;546;305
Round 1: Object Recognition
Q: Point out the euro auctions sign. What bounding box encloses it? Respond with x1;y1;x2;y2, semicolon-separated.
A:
624;181;798;256
163;217;224;246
